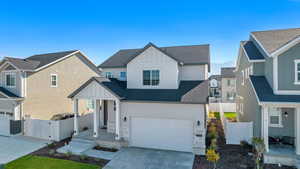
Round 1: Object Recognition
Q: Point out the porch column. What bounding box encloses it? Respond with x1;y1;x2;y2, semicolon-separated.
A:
295;107;300;155
93;99;99;137
261;106;269;152
115;99;120;140
73;99;79;136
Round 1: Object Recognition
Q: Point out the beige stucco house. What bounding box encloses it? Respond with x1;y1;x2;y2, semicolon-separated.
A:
0;50;100;135
68;43;210;154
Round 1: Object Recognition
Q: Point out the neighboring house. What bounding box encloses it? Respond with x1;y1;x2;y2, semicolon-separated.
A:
235;28;300;166
221;67;236;102
0;50;100;135
69;42;210;154
209;75;221;102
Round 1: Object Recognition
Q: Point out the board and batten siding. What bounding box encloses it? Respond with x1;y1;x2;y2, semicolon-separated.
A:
179;65;208;81
126;46;179;89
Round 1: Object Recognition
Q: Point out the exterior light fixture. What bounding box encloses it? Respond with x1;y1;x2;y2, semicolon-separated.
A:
284;112;288;118
123;117;127;122
197;120;200;126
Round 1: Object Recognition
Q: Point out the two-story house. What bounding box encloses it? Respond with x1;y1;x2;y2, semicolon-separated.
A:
221;67;236;102
235;28;300;166
209;75;221;102
0;50;100;135
68;43;210;154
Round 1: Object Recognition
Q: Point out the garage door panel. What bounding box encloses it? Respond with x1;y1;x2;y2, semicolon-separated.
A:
130;117;193;152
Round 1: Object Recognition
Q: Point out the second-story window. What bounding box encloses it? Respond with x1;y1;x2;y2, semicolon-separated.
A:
120;72;126;80
105;72;113;78
295;60;300;84
143;70;160;86
51;74;58;87
5;72;16;88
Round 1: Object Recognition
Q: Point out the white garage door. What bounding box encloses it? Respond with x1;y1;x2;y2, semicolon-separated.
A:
130;117;193;152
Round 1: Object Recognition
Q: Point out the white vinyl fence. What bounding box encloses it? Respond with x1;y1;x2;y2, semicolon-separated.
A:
219;103;253;144
209;103;236;113
24;113;93;141
0;117;11;136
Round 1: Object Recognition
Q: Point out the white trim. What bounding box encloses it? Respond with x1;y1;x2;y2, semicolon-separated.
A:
271;36;300;57
50;74;58;88
241;42;265;63
35;50;80;71
0;60;20;71
273;56;278;94
248;77;262;105
241;70;245;86
294;59;300;85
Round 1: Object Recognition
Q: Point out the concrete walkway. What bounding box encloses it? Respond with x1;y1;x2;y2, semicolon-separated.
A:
0;135;49;164
103;147;194;169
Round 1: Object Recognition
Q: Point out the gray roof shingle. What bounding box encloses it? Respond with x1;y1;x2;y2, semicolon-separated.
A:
0;87;21;98
250;76;300;103
252;28;300;55
99;43;210;70
221;67;236;78
69;77;209;104
241;41;265;60
3;50;78;71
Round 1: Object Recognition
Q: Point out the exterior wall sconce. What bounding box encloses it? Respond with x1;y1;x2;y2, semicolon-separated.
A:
197;120;200;126
123;116;127;122
284;112;288;118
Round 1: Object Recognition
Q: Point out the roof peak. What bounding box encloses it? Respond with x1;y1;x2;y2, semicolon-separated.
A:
118;43;209;51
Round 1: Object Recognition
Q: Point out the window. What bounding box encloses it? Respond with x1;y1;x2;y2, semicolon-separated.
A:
295;60;300;84
113;101;116;111
105;72;113;78
120;72;126;80
5;72;16;88
50;74;58;87
143;70;160;86
86;100;95;112
241;70;245;85
269;107;283;127
227;79;231;86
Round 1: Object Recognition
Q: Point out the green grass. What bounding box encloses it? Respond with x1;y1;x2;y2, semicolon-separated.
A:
224;112;237;119
5;155;100;169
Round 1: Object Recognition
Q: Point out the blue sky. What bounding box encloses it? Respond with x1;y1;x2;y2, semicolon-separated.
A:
1;0;300;74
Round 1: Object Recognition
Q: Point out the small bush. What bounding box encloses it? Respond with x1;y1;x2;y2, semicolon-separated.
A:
49;149;56;155
80;154;88;161
65;151;73;158
47;143;55;149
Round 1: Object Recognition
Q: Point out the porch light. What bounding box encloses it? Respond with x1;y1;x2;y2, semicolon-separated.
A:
284;111;288;118
197;120;200;126
123;117;127;122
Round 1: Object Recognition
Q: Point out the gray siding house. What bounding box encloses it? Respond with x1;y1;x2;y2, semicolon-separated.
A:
235;28;300;166
221;67;236;102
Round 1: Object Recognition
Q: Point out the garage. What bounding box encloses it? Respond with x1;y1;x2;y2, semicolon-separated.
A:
130;117;193;152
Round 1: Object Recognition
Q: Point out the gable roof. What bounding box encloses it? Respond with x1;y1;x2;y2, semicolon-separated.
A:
241;41;265;61
99;43;210;70
1;50;100;74
251;28;300;56
209;75;221;81
221;67;236;78
0;87;21;99
69;77;208;104
250;76;300;103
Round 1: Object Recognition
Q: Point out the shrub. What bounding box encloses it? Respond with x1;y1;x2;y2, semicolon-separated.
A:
49;149;56;155
80;154;88;161
252;137;265;169
206;148;220;169
47;143;55;149
65;151;73;158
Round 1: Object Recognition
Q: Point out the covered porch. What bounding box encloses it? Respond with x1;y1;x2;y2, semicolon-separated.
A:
261;103;300;165
69;78;123;144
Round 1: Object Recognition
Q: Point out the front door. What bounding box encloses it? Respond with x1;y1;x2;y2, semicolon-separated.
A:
104;100;108;127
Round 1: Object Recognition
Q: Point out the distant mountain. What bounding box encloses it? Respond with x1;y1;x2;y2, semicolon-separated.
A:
210;61;235;75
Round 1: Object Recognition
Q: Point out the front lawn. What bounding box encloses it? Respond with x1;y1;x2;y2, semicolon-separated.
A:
224;112;236;119
5;155;100;169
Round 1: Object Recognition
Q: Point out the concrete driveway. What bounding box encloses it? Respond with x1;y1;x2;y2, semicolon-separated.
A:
103;147;194;169
0;135;49;164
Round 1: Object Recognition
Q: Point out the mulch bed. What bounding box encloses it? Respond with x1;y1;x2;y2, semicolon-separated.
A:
193;118;295;169
31;138;109;167
93;146;118;152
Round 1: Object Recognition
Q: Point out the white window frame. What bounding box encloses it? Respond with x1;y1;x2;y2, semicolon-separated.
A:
294;60;300;85
5;72;16;88
269;107;283;128
105;72;113;78
50;74;58;87
143;70;160;86
241;70;245;85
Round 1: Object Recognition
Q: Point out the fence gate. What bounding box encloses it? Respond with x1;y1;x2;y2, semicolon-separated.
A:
24;119;54;140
